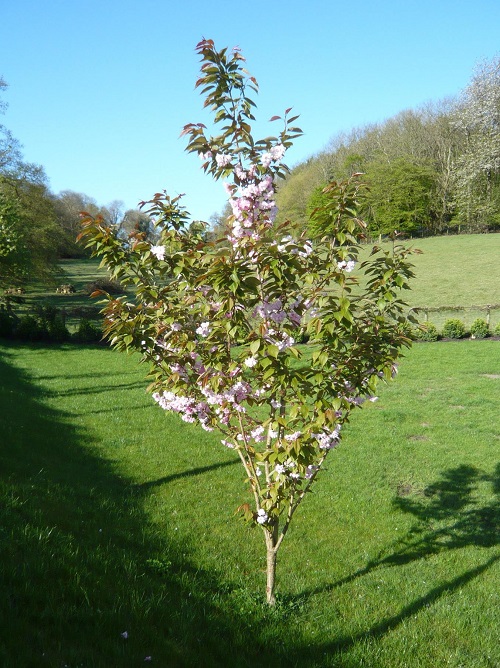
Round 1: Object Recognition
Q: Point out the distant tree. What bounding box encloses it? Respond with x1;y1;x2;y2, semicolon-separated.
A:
100;199;125;229
275;157;326;228
364;157;438;236
0;177;60;287
207;201;232;242
452;56;500;231
0;77;60;286
119;208;157;241
52;190;100;257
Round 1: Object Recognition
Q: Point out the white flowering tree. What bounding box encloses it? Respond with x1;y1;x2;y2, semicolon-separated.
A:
452;56;500;229
79;39;415;605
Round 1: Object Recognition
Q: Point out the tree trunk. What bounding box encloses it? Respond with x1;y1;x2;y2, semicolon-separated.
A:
265;522;279;605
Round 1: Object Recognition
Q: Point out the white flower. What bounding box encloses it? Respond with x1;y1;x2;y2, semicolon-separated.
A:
244;356;258;368
150;245;166;261
256;508;268;524
196;322;211;337
275;464;286;475
338;259;355;272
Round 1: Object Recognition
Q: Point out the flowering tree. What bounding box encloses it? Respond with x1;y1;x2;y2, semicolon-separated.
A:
79;39;416;605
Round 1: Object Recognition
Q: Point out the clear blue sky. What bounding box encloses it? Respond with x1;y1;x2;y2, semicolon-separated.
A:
1;0;499;222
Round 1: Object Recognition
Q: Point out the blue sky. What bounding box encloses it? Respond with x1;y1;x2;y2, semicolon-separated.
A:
1;0;499;222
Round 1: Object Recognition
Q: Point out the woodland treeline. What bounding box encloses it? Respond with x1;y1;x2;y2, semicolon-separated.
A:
0;76;152;287
273;56;500;238
2;55;500;289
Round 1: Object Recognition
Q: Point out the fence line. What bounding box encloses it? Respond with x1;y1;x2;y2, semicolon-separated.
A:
409;304;500;326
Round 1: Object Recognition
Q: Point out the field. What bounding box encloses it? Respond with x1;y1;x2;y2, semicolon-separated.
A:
14;233;500;332
0;340;499;667
392;233;500;327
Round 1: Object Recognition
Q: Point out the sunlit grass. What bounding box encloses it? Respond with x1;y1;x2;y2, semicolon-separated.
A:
1;340;499;666
14;233;500;333
358;234;500;328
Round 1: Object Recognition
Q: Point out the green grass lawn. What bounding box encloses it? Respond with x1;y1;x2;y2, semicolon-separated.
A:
10;233;500;332
1;340;499;667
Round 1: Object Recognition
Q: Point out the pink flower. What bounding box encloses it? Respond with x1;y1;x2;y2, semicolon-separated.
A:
270;144;286;162
216;153;232;167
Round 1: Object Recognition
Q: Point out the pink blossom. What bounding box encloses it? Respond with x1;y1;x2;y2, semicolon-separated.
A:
270;144;286;162
251;425;265;442
261;152;272;168
216;153;232;167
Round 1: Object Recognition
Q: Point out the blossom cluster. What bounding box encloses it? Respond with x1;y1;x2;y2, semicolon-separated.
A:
152;390;213;431
254;298;301;327
312;425;342;450
201;144;286;248
273;458;301;480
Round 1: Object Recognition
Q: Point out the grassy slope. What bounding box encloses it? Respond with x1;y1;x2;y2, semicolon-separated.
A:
402;234;499;307
8;233;500;333
0;341;499;667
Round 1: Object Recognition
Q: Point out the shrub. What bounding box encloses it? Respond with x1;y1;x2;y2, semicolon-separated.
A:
14;304;70;342
34;304;70;342
442;318;466;339
494;322;500;336
414;322;439;341
470;318;489;339
74;318;102;343
84;278;125;296
0;305;16;337
15;314;44;341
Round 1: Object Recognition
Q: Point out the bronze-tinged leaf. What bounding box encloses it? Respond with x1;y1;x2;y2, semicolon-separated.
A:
236;503;250;515
90;290;105;298
269;115;281;122
285;107;293;115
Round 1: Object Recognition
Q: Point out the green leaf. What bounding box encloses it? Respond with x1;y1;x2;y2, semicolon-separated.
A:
250;339;260;354
267;344;280;358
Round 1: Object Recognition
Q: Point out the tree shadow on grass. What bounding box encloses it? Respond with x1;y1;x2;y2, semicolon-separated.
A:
133;459;240;490
0;346;289;668
282;463;500;664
